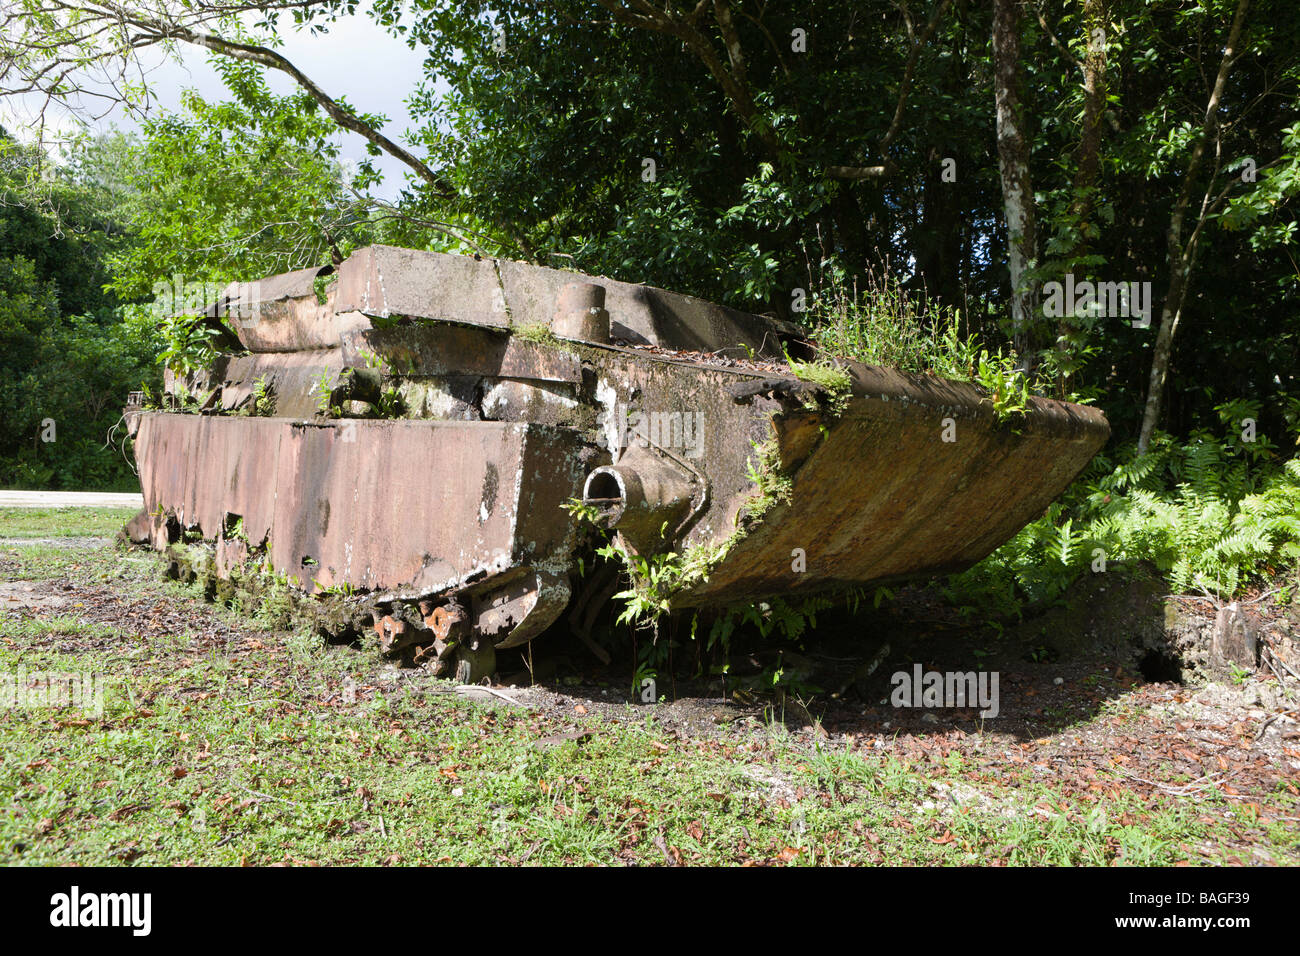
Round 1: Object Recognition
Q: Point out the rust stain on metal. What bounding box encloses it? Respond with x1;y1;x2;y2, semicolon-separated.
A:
134;415;582;596
684;363;1108;604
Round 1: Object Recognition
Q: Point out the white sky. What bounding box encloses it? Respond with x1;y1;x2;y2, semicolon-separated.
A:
2;8;437;198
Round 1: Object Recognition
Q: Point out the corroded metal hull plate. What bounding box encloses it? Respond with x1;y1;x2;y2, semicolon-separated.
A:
680;365;1110;604
134;413;585;599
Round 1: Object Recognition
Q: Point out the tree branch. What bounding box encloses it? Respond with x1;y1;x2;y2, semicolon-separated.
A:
154;23;454;198
825;0;952;181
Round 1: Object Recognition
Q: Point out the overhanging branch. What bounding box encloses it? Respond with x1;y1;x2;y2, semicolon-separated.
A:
156;25;454;198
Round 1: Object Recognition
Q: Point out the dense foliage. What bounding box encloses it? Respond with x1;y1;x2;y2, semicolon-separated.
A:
0;134;158;489
950;416;1300;613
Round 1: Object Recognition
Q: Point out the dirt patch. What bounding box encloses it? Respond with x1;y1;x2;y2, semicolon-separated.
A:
0;580;72;613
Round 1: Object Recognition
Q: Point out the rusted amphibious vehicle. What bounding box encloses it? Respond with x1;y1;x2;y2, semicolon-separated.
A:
125;246;1109;680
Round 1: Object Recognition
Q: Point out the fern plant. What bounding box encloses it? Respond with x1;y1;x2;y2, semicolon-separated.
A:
949;429;1300;609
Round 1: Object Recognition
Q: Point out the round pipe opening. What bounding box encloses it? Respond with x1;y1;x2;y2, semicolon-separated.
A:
582;468;626;526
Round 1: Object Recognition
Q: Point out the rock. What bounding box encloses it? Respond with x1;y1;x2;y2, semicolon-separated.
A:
1212;603;1258;672
1250;682;1278;711
531;730;593;750
123;508;152;544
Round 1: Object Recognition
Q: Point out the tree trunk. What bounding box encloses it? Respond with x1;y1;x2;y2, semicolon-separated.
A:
1137;0;1251;453
992;0;1038;361
1053;0;1110;396
1071;0;1108;218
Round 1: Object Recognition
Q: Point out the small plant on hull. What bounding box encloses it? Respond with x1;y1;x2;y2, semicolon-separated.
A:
310;370;341;417
165;382;208;414
602;542;717;627
786;358;852;417
512;322;558;345
159;313;222;377
374;385;405;419
741;439;793;524
787;358;851;393
247;376;276;416
974;349;1032;425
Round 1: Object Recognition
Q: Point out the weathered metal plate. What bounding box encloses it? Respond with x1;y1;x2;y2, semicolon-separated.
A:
133;414;585;598
341;324;583;384
190;264;323;324
220;350;345;419
334;245;796;357
473;569;571;649
336;246;509;329
214;265;360;353
677;363;1111;605
232;293;370;353
494;257;798;357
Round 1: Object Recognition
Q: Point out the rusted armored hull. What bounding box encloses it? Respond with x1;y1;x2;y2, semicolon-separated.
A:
133;414;586;650
681;366;1107;604
129;245;1108;673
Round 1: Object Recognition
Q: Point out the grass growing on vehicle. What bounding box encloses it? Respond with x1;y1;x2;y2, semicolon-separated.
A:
511;323;558;344
798;262;1049;424
787;359;851;393
802;260;980;382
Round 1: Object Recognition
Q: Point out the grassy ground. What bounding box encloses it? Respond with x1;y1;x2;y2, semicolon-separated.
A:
0;507;139;539
1;509;1297;865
